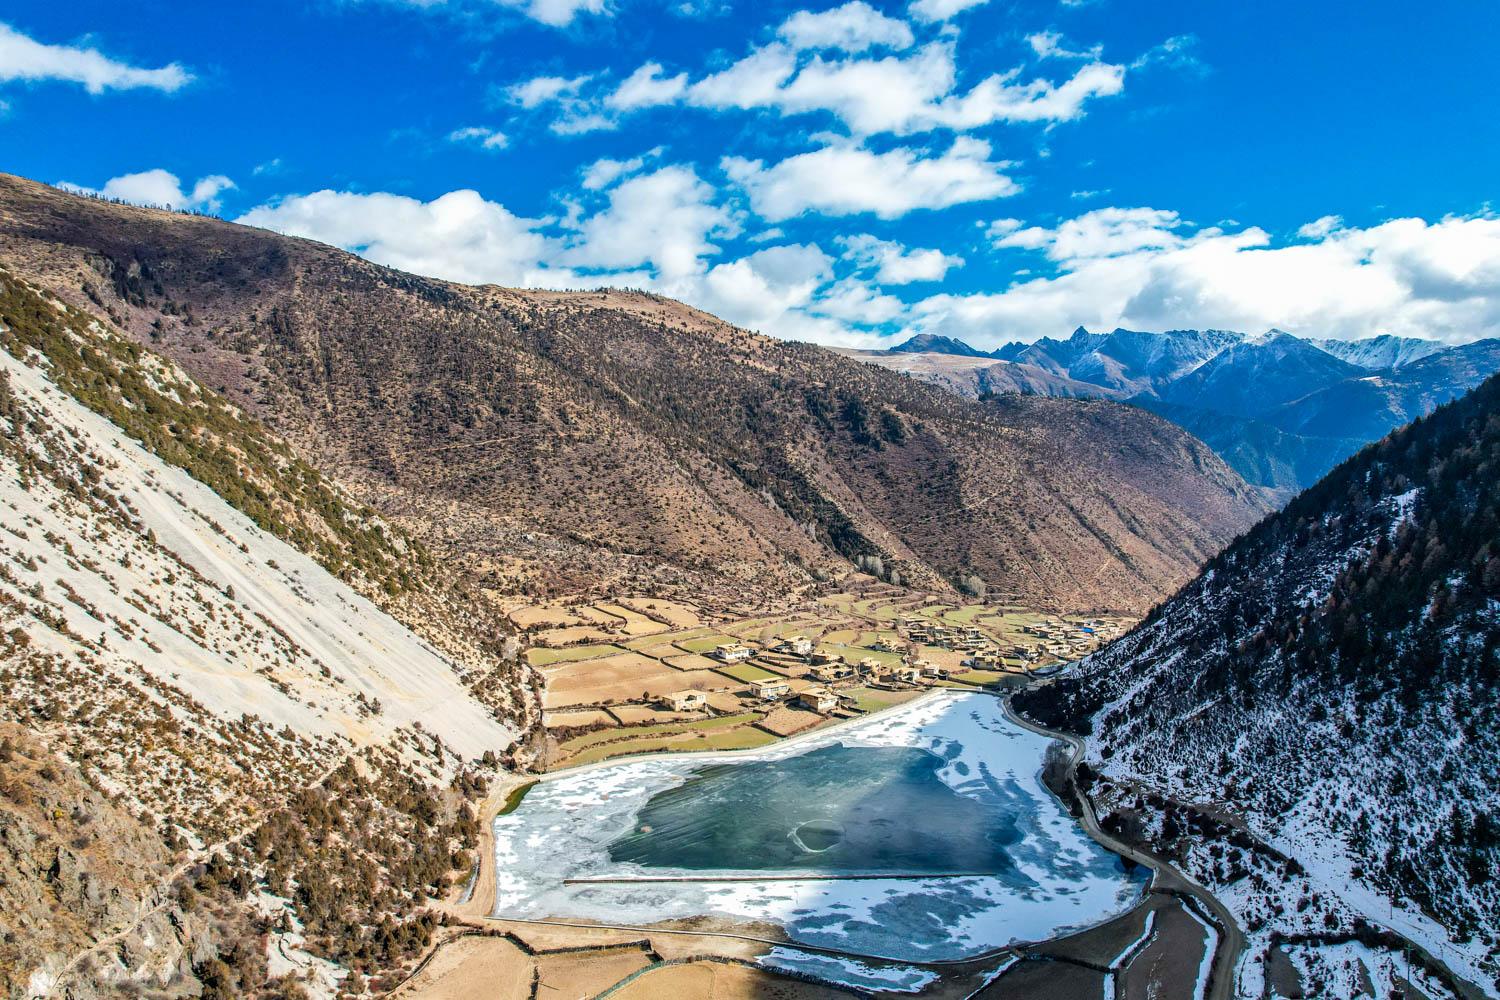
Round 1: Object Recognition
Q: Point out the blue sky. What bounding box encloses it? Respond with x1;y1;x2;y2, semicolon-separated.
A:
3;0;1498;346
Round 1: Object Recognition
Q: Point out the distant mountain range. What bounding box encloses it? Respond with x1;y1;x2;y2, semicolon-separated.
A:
846;326;1500;501
1016;372;1500;996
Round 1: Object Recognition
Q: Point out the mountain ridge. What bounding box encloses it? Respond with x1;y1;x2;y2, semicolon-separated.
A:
881;326;1500;500
0;172;1268;614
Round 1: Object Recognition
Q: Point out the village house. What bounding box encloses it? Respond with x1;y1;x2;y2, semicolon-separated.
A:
661;689;709;712
870;636;902;653
856;657;886;678
921;662;951;679
779;635;814;657
889;664;922;685
809;650;844;666
810;661;853;682
795;686;840;714
749;677;791;700
714;642;753;663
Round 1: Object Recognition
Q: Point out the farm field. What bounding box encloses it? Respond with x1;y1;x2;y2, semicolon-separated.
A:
674;633;741;654
510;586;1136;768
525;643;625;667
714;662;781;683
542;654;728;709
556;716;781;768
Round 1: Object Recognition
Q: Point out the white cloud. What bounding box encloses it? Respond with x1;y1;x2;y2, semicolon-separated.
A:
520;0;607;26
0;21;191;94
698;243;833;328
725;137;1019;221
382;0;607;27
924;59;1124;129
560;165;734;281
910;208;1500;346
61;169;235;212
778;2;914;54
607;62;688;110
991;206;1193;259
688;39;1123;135
907;0;990;22
580;147;662;190
1297;214;1343;239
809;276;907;324
238;188;555;286
685;44;800;109
520;32;1125;138
840;233;963;283
506;73;591;108
1026;31;1102;61
505;73;615;134
448;125;509;150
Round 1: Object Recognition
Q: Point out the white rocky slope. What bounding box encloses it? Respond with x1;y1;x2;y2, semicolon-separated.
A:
0;311;515;836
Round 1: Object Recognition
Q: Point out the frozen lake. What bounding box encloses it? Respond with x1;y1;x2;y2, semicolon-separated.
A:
492;690;1146;962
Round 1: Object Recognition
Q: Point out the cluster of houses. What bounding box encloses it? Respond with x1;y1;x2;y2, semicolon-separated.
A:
670;632;953;718
1018;618;1123;660
898;616;1011;669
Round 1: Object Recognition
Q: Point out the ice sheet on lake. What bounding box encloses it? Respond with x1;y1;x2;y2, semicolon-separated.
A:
757;947;938;993
493;690;1145;962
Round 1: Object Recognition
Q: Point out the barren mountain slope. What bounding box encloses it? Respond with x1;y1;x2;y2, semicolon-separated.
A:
1017;377;1500;997
0;175;1267;613
0;272;522;997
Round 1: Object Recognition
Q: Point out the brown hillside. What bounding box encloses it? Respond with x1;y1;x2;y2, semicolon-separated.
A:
0;173;1267;612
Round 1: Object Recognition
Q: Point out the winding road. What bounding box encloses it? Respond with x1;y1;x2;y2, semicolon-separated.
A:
999;695;1247;1000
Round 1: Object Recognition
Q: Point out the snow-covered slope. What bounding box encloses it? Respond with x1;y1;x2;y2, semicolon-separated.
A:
1017;377;1500;998
1317;334;1446;370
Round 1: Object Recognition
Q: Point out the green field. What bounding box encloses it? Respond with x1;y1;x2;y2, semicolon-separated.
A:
675;633;741;654
952;669;1008;685
525;643;626;666
714;662;780;682
556;712;759;754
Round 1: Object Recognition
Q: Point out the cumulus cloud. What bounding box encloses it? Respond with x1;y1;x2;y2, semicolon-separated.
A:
809;276;907;324
506;73;592;108
1026;31;1102;61
560;165;734;281
778;2;914;53
0;21;192;94
689;39;1123;135
1297;214;1343;239
840;233;963;283
580;147;662;190
907;0;990;22
607;62;688;110
378;0;607;27
910;208;1500;346
447;125;509;150
990;206;1194;259
698;243;833;328
724;138;1019;221
238;188;555;286
514;26;1126;137
61;169;235;212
